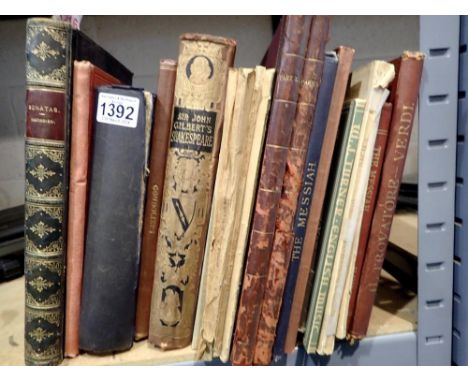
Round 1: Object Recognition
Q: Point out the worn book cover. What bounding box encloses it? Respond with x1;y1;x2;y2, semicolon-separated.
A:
79;87;153;353
231;16;312;366
148;34;236;350
348;52;424;340
65;61;121;358
193;66;274;361
252;16;329;366
317;61;394;353
302;99;366;354
285;46;355;353
345;102;393;337
24;17;132;365
272;52;338;361
135;59;177;341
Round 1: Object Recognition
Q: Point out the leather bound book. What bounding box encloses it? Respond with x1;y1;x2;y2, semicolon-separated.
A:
135;59;177;341
148;34;236;350
65;61;121;358
284;46;354;353
253;16;330;366
231;15;312;366
348;52;424;340
345;102;392;336
24;18;132;366
272;52;338;362
79;87;153;353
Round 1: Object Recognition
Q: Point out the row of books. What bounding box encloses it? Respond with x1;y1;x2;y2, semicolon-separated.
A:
23;15;423;366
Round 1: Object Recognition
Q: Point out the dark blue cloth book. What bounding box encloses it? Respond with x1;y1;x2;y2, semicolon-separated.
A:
272;52;338;362
79;86;153;353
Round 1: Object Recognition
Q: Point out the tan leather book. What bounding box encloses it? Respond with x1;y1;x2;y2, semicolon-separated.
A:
193;66;274;361
148;34;236;350
135;59;177;341
284;46;354;353
253;16;330;366
64;61;121;358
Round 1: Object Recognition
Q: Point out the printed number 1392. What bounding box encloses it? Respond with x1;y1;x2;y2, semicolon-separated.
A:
100;102;134;120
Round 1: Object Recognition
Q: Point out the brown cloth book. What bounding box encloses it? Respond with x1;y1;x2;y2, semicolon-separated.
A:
284;46;355;353
345;102;392;335
230;15;313;366
65;61;121;357
148;34;236;350
348;51;424;340
135;59;177;341
253;16;330;366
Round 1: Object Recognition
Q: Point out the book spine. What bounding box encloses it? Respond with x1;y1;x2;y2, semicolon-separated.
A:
135;59;177;341
219;67;275;363
148;34;236;350
65;62;122;358
24;18;72;366
230;16;312;366
79;89;153;353
253;17;330;366
284;46;354;353
303;100;366;353
345;102;392;335
349;52;424;340
272;53;338;361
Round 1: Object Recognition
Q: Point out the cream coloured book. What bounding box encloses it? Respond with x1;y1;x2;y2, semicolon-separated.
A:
192;66;274;361
317;61;394;355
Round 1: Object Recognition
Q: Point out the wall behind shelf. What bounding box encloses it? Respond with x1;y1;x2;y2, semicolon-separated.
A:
0;15;420;211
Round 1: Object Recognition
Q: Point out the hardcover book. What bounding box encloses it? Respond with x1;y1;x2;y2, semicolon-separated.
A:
302;99;366;354
79;86;153;353
193;66;274;361
231;15;312;366
148;33;236;350
348;52;424;340
284;46;355;353
65;61;122;358
345;102;393;336
272;51;338;361
317;60;394;353
24;17;132;365
253;16;330;366
135;59;177;341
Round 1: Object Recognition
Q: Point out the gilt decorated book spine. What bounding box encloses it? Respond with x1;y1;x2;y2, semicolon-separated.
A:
24;18;72;366
348;52;424;340
253;16;330;366
231;15;312;366
135;59;177;341
148;34;236;350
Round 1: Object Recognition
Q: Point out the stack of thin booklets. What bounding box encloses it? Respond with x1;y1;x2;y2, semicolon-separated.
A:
23;15;424;366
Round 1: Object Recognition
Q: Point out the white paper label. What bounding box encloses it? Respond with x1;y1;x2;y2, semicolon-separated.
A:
96;92;140;128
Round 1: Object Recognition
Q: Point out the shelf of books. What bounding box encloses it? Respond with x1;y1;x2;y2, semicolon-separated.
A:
0;15;458;366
